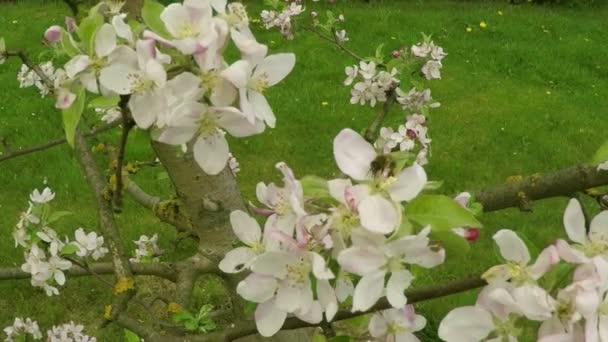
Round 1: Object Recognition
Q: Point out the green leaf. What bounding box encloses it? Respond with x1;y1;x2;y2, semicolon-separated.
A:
60;243;79;255
300;175;331;199
60;29;82;57
184;319;199;331
47;210;72;224
404;195;482;231
312;332;327;342
142;0;172;39
62;88;86;148
329;336;353;342
375;43;385;61
124;329;142;342
430;230;470;258
77;12;103;54
172;310;195;324
591;139;608;165
243;301;257;315
88;95;120;109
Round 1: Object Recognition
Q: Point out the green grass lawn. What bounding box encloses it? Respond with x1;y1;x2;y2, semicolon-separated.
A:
1;0;608;340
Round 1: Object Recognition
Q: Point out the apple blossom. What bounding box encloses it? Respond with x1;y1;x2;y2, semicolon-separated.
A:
333;128;427;234
30;187;55;204
3;317;42;342
557;198;608;264
131;234;163;263
396;87;440;112
157;0;218;55
335;29;349;43
369;306;426;342
47;321;96;342
74;228;109;260
422;60;442;80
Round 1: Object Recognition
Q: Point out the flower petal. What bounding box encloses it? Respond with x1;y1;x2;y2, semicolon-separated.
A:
193;133;230;175
386;270;413;308
255;53;295;87
438;306;494;342
563;199;587;244
529;245;560;280
352;271;385;312
358;194;400;234
388;164;427;202
221;60;251;89
248;90;275;128
492;229;530;264
255;299;287;337
214;106;265;137
337;246;385;276
218;246;256;273
589;211;608;243
236;273;277;303
95;24;117;58
317;279;338;321
555;239;588;264
333;128;376;180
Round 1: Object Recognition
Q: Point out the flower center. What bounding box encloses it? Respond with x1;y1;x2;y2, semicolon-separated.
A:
201;70;219;92
248;73;269;93
583;240;608;258
250;242;265;254
128;72;155;95
285;257;310;286
177;23;198;39
492;315;521;340
387;256;403;273
197;114;218;137
272;190;291;215
507;262;532;286
225;3;249;28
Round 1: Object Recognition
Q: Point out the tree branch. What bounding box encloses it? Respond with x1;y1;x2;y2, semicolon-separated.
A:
475;164;608;212
303;26;364;62
0;121;120;163
363;87;398;142
112;96;135;212
5;50;54;88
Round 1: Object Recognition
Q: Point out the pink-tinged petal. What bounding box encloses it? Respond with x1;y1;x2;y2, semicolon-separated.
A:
368;312;388;338
276;282;305;313
492;229;530;264
142;30;175;47
386;270;413;308
538;316;568;340
219;247;256;273
388;164;427;202
309;252;334;280
251;251;291;278
555;239;588;264
317;280;338;321
55;88;76;109
221;60;251;88
248;91;275;128
294;301;323;325
486;287;521;316
144;60;167;88
193;134;230;175
359;194;400;234
333;128;376;180
214;106;264;137
210;78;237;106
160;3;191;37
230;210;261;245
44;25;62;42
576;288;601;318
111;14;133;43
589;211;608;243
231;29;267;65
236;273;277;303
529;245;560;280
585;314;599;342
454;192;471;208
337;246;385;276
328;178;352;203
65;55;91;78
352;271;385;312
255;299;287;337
438;306;494;342
255;53;296;87
94;24;117;58
564;199;587;244
476;282;515;319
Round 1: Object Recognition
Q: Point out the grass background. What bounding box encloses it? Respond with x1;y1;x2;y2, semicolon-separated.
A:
1;0;607;340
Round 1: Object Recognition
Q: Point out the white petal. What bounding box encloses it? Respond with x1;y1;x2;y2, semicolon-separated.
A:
328;178;352;203
160;4;192;38
219;247;256;273
193;134;230;175
236;273;277;303
590;211;608;243
368;312;388;338
438;306;494;342
352;271;385;312
529;245;560;280
555;239;588;264
111;14;133;43
231;29;267;64
94;24;117;58
99;64;137;95
152;126;197;145
255;53;296;87
358;194;400;234
248;91;275;128
337;246;386;276
386;270;413;308
599;315;608;341
65;55;91;78
230;210;262;245
333;128;376;180
294;301;323;325
512;285;555;321
210;78;237;106
564;198;587;244
255;299;287;337
388;164;427;202
129;92;166;129
492;229;530;264
317;280;338;321
221;60;251;88
251;251;290;278
276;282;305;313
214;106;265;137
309;252;334;279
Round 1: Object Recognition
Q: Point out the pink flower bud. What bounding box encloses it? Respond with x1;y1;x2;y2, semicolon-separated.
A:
65;16;77;33
44;25;62;43
464;228;480;242
406;129;417;139
392;50;401;58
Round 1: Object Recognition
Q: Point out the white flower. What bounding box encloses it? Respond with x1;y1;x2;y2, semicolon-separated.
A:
130;234;163;263
30;187;55;204
482;229;559;286
228;153;240;176
343;65;358;86
396;87;440;112
37;227;66;256
556;198;608;264
95;107;121;124
3;317;42;342
335;29;349;43
421;60;442;80
221;50;295;127
369;306;426;342
47;321;96;342
337;226;444;311
159;0;217;54
598;161;608;171
359;61;377;80
219;210;275;273
333;129;427;234
410;42;431;58
74;228;108;260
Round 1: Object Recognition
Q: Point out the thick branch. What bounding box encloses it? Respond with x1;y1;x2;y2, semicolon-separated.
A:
475;164;608;212
112;97;135;211
0;262;177;282
0;121;120;163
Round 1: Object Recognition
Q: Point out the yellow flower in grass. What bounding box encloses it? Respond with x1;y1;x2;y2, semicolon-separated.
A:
479;22;488;29
466;27;473;33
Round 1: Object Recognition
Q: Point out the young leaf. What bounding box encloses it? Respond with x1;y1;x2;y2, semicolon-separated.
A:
60;243;79;255
404;195;482;231
62;88;86;147
77;12;103;54
60;29;82;57
591;139;608;165
300;175;330;198
124;329;142;342
142;0;172;39
87;95;120;109
47;210;72;224
430;231;470;258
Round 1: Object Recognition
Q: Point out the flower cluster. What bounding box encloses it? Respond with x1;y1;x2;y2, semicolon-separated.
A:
220;128;458;338
410;39;447;80
46;322;96;342
439;198;608;341
376;114;431;165
260;2;305;40
344;61;398;107
130;234;163;263
37;0;295;176
3;317;42;342
14;187;108;296
16;62;57;97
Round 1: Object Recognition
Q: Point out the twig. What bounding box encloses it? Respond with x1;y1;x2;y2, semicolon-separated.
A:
112;95;135;212
0;121;120;163
363;87;398;142
5;50;54;89
303;26;364;62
